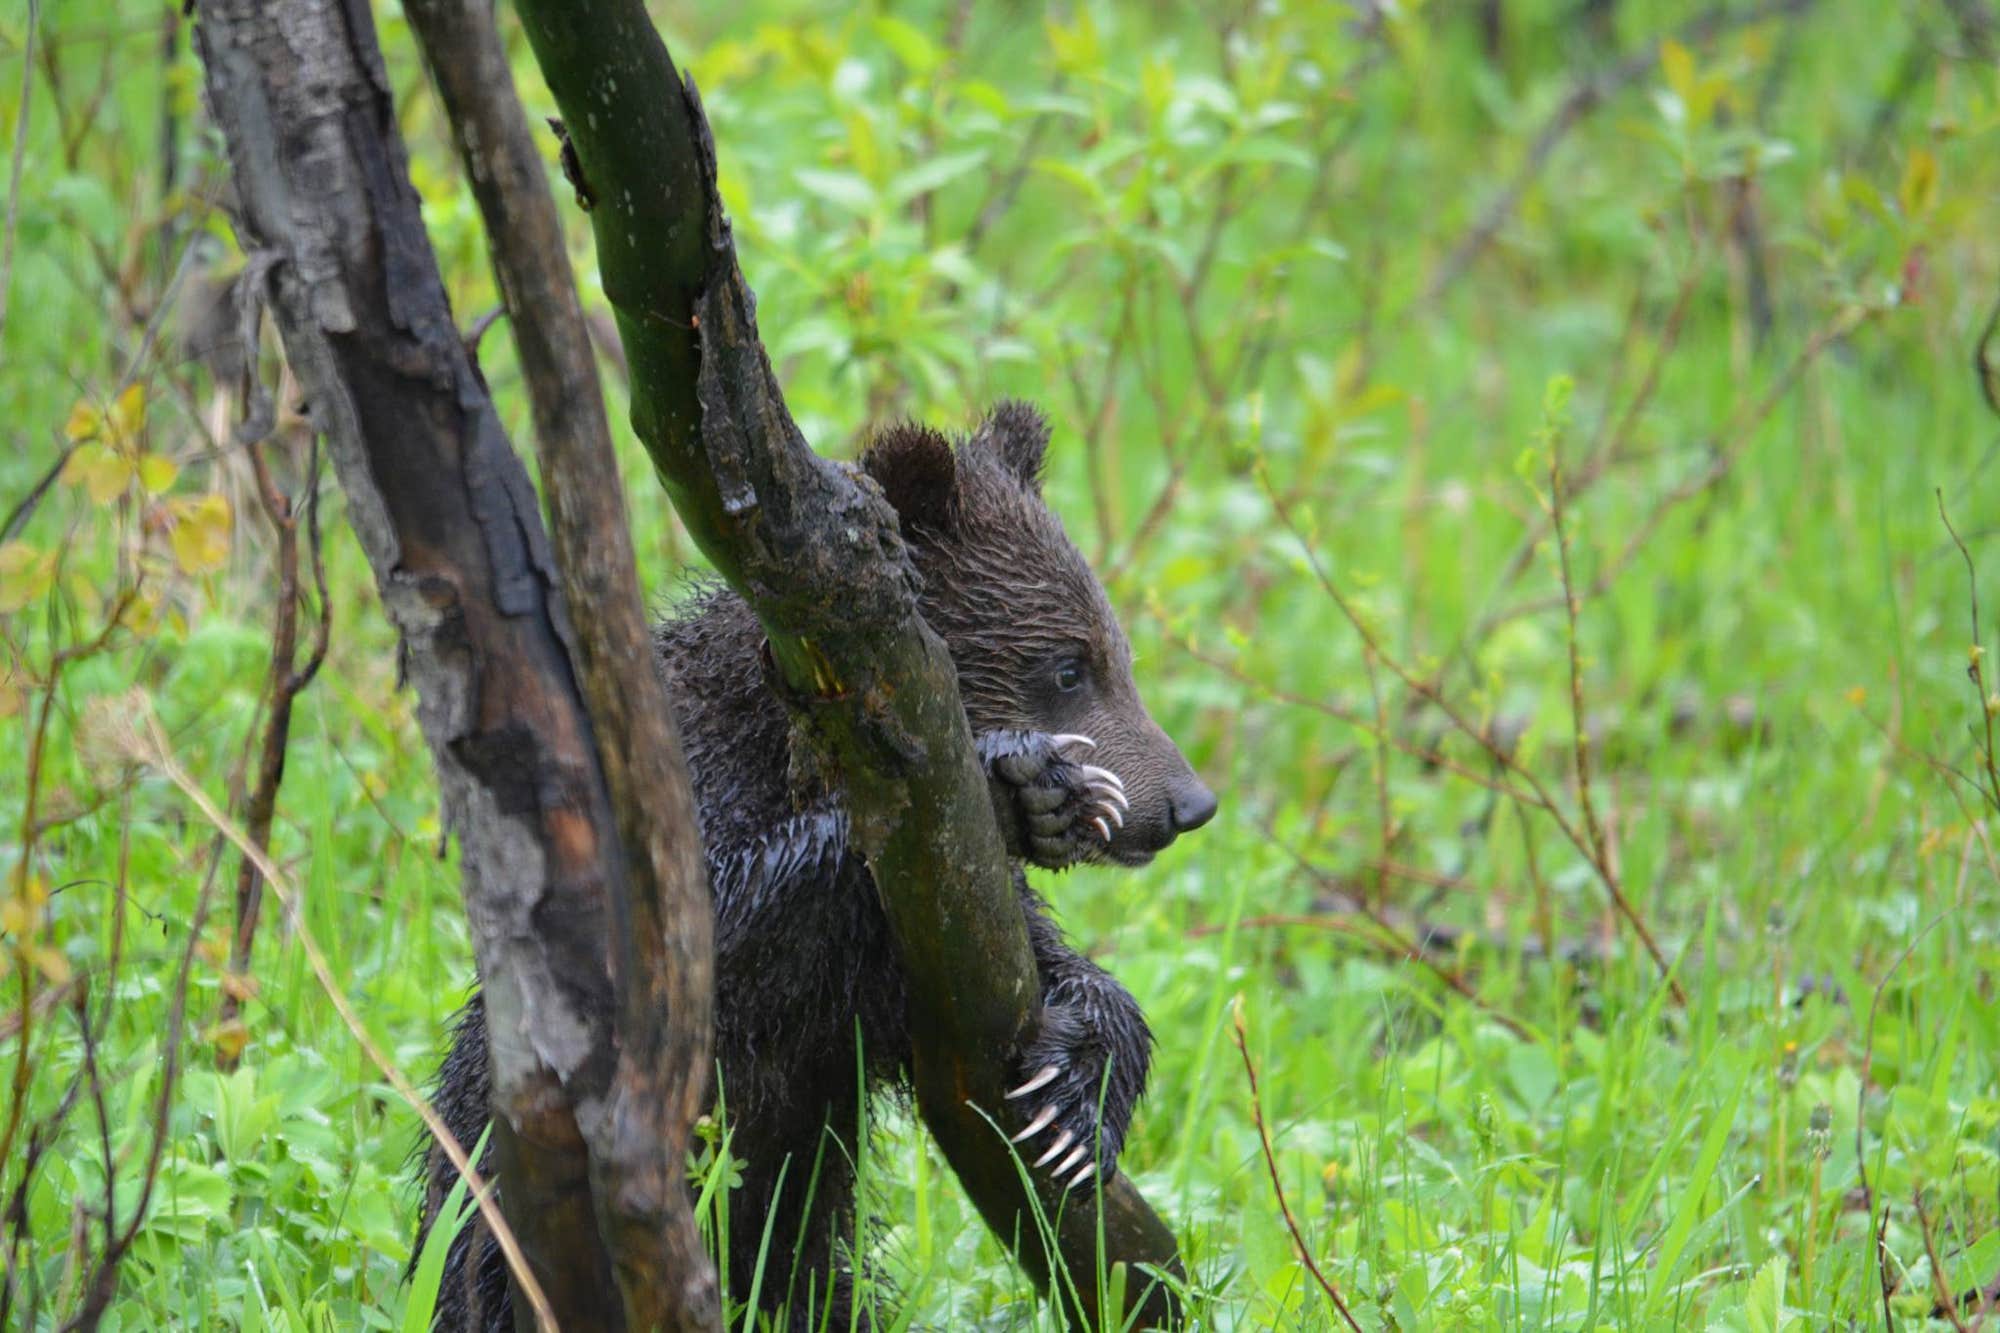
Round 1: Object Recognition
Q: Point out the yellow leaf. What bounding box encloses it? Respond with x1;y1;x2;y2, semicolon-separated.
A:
0;542;55;614
138;453;179;495
64;571;101;621
119;587;161;635
0;680;22;719
209;1018;250;1062
31;946;71;986
0;898;25;935
1899;147;1938;219
1660;40;1696;104
108;382;147;445
65;443;134;504
169;493;232;574
63;400;102;443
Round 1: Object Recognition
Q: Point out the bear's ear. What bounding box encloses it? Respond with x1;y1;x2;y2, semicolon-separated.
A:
974;399;1051;492
861;422;959;530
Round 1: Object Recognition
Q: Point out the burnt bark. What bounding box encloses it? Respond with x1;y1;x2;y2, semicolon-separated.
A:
190;2;717;1329
508;2;1183;1326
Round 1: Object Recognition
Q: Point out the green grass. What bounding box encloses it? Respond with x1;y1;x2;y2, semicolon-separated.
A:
4;0;1999;1327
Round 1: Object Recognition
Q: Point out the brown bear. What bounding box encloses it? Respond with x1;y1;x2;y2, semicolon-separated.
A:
419;401;1215;1330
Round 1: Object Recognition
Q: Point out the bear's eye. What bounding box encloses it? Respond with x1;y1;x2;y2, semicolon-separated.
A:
1054;658;1087;693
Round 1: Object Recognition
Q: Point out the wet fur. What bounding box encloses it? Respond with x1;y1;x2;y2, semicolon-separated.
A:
418;402;1205;1331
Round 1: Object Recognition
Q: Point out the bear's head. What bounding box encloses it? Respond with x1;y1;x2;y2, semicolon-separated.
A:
862;401;1216;867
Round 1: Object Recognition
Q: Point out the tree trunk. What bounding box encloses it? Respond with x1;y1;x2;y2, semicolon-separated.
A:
190;2;718;1328
508;2;1185;1325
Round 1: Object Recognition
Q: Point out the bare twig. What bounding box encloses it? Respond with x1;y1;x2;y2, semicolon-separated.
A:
1547;396;1620;950
961;78;1066;258
1479;301;1875;639
1976;291;2000;421
1230;1002;1364;1332
61;821;218;1333
0;587;136;1180
1936;492;2000;812
0;0;39;355
1264;840;1528;1040
1916;1189;1976;1333
1254;463;1684;1000
214;430;322;1062
1857;914;1945;1333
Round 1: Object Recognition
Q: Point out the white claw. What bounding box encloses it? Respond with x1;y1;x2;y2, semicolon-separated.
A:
1086;781;1130;813
1065;1161;1098;1191
1050;733;1097;752
1011;1104;1059;1143
1033;1130;1075;1168
1052;1145;1088;1177
1103;803;1125;830
1090;816;1112;842
1077;764;1126;798
1007;1064;1061;1100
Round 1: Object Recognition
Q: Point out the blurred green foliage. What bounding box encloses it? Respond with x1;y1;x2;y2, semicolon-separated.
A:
2;0;1999;1327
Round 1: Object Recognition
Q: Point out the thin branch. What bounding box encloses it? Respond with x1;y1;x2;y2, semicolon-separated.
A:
0;0;39;356
1936;492;2000;812
1230;1003;1364;1332
1917;1189;1976;1333
215;428;316;1063
1548;402;1617;938
1251;842;1537;1043
1255;463;1684;999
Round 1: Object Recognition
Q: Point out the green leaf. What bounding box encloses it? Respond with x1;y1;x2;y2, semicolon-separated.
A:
793;167;877;215
1646;1062;1750;1314
1743;1255;1794;1333
872;16;939;74
886;149;989;205
402;1126;492;1333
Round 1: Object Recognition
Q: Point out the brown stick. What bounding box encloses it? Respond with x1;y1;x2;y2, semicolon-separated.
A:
1230;1003;1364;1332
215;426;316;1065
1256;466;1684;1000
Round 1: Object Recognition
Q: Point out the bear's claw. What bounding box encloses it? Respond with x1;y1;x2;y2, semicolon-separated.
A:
1008;1063;1062;1099
978;730;1131;866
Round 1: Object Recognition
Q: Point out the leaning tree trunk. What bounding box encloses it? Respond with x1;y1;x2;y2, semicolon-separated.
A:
508;3;1186;1326
190;3;719;1329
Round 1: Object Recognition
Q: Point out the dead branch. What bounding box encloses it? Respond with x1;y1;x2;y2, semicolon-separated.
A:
1936;492;2000;813
1229;1002;1364;1332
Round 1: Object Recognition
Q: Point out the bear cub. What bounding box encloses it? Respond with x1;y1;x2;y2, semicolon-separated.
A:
420;401;1216;1330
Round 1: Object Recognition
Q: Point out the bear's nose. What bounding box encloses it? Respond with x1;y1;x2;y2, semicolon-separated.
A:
1169;781;1218;834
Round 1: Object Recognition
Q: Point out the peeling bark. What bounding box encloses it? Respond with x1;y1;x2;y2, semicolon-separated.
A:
191;1;716;1327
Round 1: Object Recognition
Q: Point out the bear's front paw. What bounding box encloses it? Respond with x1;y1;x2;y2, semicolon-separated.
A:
977;730;1128;870
1003;1004;1138;1192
